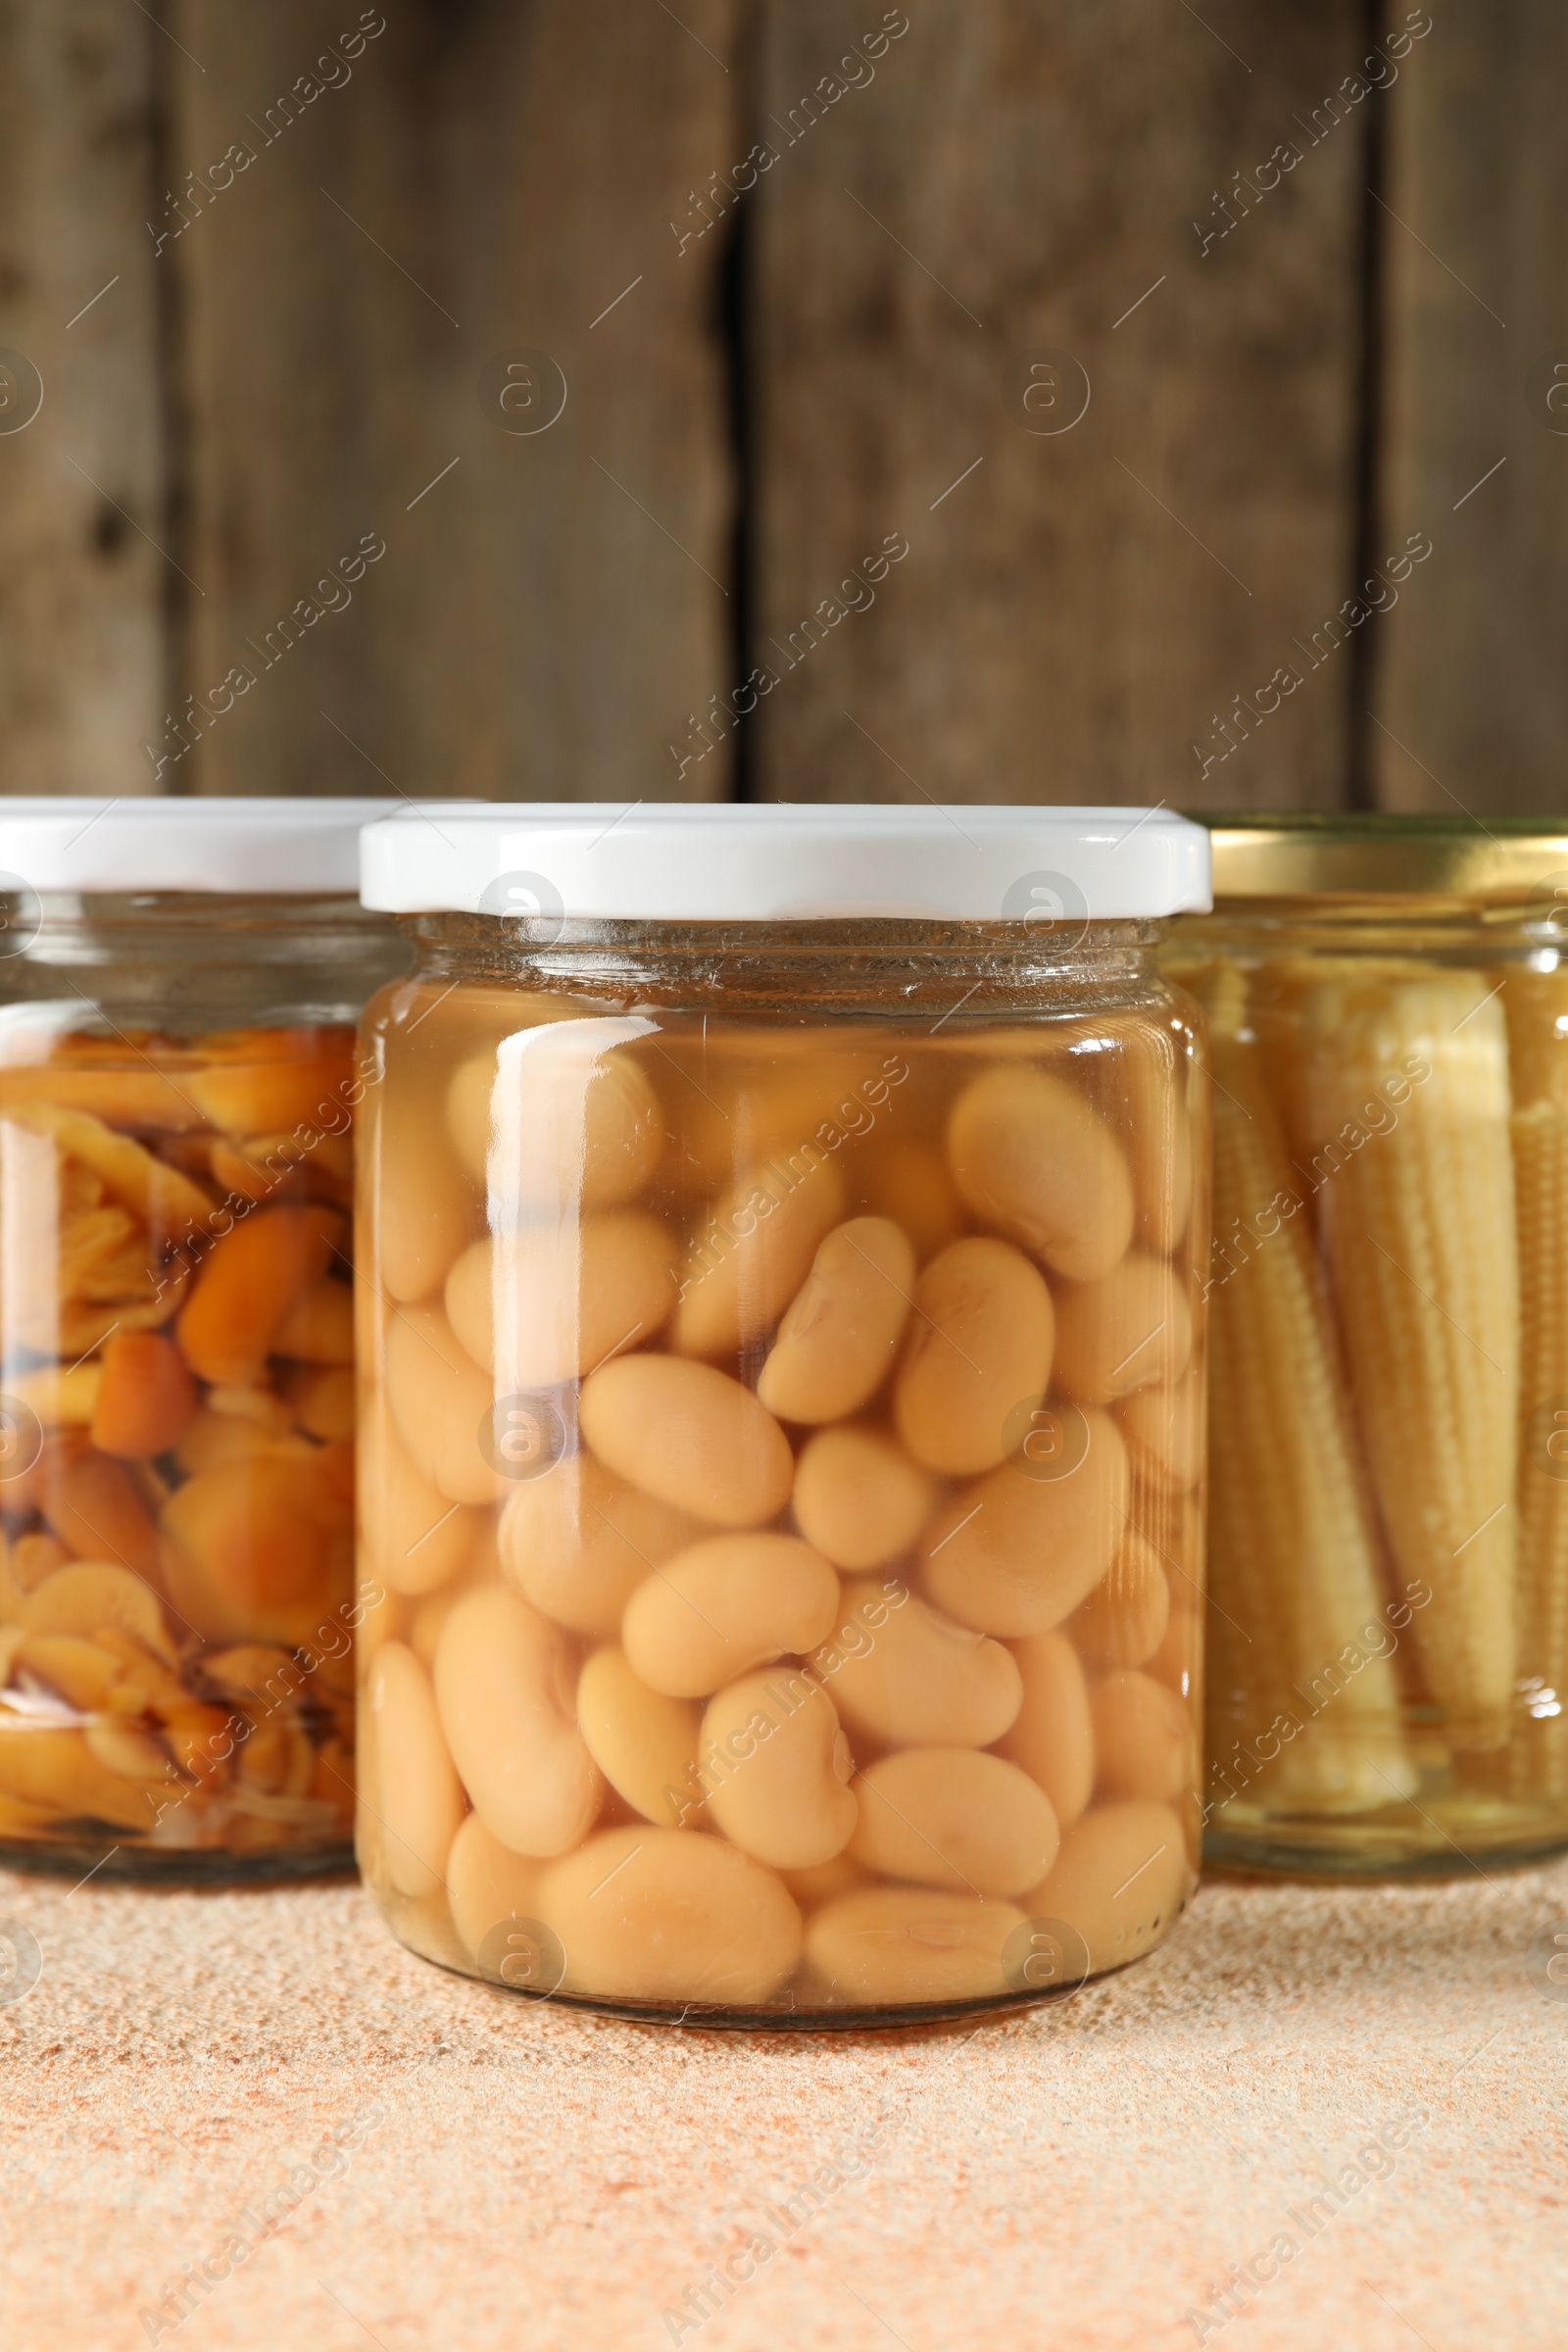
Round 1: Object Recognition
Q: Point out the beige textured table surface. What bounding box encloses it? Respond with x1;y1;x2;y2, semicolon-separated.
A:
3;1857;1567;2352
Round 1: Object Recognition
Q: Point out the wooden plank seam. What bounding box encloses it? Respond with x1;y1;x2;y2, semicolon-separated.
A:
1190;9;1435;262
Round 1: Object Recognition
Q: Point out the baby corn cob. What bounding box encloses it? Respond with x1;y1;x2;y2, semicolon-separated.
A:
1250;956;1416;1181
1192;962;1413;1817
1502;969;1568;1792
1244;955;1326;1176
1297;970;1519;1746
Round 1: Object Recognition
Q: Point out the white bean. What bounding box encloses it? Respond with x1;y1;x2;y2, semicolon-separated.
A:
701;1669;857;1868
1120;1370;1203;1494
372;1090;477;1304
848;1748;1059;1896
815;1577;1021;1748
621;1535;840;1698
1090;1670;1192;1802
804;1886;1028;2006
579;1354;794;1528
382;1302;504;1507
433;1587;602;1856
1052;1250;1194;1403
1025;1800;1192;1973
673;1152;845;1357
446;1811;547;1966
894;1236;1054;1475
997;1631;1095;1829
948;1066;1133;1281
852;1137;965;1264
360;1401;482;1597
791;1426;936;1571
668;1052;872;1196
778;1851;870;1909
921;1406;1129;1636
498;1453;698;1638
448;1033;662;1208
409;1533;500;1669
368;1642;465;1899
576;1646;703;1827
1123;1027;1195;1256
758;1217;914;1423
1066;1533;1170;1672
445;1211;677;1388
538;1827;803;2006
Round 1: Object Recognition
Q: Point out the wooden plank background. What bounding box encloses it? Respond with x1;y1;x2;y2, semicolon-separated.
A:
748;0;1372;811
164;0;740;803
0;0;1560;814
0;0;168;798
1370;0;1568;816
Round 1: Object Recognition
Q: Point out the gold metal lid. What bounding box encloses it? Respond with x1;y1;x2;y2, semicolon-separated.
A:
1196;813;1568;904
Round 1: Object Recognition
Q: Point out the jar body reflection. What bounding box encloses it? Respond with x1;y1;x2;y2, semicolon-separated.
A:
357;917;1208;2025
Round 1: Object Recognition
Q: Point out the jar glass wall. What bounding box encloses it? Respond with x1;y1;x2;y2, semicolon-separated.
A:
1170;817;1568;1877
0;801;402;1882
357;872;1210;2026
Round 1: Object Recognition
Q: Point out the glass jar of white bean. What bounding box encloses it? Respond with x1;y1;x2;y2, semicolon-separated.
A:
355;806;1211;2025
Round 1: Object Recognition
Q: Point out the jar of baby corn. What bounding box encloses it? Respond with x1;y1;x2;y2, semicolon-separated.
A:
0;799;403;1880
1169;816;1568;1877
358;805;1211;2024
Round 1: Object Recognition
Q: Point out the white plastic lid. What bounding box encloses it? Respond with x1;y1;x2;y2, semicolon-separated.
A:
360;804;1211;922
0;798;398;895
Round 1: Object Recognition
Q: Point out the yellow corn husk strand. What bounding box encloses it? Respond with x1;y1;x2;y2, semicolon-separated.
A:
1296;969;1519;1746
1190;961;1414;1818
1501;970;1568;1792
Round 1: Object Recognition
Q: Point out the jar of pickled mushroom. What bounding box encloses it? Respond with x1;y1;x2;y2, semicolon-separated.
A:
357;804;1211;2023
0;798;402;1881
1168;815;1568;1877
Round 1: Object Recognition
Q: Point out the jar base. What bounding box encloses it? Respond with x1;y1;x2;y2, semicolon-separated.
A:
1204;1709;1568;1879
374;1879;1181;2030
1203;1816;1568;1882
407;1943;1131;2034
0;1837;356;1888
